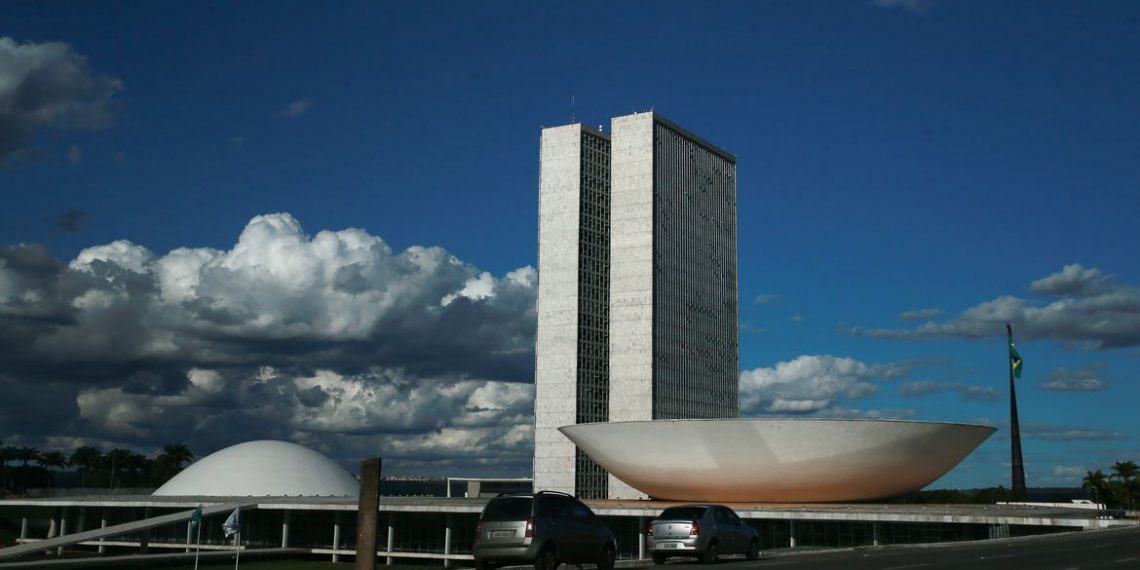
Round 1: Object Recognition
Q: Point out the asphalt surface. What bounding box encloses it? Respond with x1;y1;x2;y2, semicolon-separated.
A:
652;527;1140;570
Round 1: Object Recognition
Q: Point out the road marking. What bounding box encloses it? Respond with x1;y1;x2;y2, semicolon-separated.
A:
759;562;797;567
982;554;1015;559
883;564;931;570
1116;558;1137;564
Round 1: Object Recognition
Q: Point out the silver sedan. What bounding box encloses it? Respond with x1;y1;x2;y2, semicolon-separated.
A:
647;504;760;564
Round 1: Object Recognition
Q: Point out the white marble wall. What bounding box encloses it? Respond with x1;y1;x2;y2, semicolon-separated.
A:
533;124;582;495
607;113;655;499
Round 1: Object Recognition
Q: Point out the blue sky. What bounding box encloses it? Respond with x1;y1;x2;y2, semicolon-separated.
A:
2;0;1138;489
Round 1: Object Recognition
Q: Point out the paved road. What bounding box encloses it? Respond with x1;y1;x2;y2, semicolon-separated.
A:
654;527;1140;570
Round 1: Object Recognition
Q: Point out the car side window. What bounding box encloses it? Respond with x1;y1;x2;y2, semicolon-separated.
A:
713;507;730;524
726;508;743;526
538;495;563;518
555;495;574;519
569;499;593;522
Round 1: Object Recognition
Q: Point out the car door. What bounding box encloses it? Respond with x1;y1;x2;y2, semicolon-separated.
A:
723;507;749;553
567;498;599;562
713;507;740;553
536;494;568;554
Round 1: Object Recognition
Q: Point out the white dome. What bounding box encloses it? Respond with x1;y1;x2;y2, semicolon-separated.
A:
561;418;995;503
153;440;359;497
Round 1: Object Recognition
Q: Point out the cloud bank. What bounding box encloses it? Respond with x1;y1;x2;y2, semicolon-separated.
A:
845;264;1140;350
0;213;537;474
1043;364;1108;392
898;380;999;402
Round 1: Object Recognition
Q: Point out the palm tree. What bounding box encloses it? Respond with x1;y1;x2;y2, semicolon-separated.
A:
1111;460;1138;482
15;446;41;467
153;444;194;486
69;446;103;489
105;448;133;491
40;451;68;470
161;444;194;468
125;451;154;487
9;446;41;492
1082;469;1109;508
1111;460;1138;510
0;442;13;494
40;451;68;488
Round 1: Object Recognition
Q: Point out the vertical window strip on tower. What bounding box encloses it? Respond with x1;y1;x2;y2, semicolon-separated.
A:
574;130;611;499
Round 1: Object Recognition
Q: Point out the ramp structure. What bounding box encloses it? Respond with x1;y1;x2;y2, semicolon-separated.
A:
0;503;251;562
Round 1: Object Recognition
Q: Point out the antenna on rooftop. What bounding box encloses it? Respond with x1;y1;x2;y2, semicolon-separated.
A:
570;94;576;124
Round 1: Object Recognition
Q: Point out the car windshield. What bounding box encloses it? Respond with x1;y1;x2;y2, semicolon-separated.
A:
482;497;532;521
657;506;707;521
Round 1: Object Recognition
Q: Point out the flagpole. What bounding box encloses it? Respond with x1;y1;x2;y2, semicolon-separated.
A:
234;530;241;570
1007;323;1027;499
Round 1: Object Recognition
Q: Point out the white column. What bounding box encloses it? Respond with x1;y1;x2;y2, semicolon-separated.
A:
98;514;108;554
19;515;28;540
638;517;646;560
872;522;880;547
331;513;341;562
186;520;194;552
56;508;68;556
385;517;395;565
140;507;151;553
789;520;796;548
281;511;291;548
443;514;452;567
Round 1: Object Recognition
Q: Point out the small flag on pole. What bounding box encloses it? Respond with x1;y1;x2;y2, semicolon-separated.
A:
190;506;202;528
223;507;240;538
1008;331;1023;379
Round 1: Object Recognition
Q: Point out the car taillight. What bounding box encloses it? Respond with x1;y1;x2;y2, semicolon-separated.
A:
690;521;701;536
646;521;654;536
525;516;535;538
475;519;482;538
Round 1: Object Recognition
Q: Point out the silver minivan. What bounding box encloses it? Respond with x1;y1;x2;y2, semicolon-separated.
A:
473;491;617;570
647;504;760;564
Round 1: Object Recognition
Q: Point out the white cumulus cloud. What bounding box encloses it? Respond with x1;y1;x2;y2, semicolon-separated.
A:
740;355;906;415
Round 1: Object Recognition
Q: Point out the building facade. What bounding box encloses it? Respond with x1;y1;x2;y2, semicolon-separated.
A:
533;124;612;499
534;113;738;500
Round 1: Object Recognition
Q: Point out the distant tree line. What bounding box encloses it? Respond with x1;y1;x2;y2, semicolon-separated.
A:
893;459;1139;510
893;485;1017;505
1082;460;1138;510
0;440;193;495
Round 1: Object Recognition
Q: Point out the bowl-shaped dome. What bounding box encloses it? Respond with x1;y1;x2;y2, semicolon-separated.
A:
560;418;995;502
153;440;358;497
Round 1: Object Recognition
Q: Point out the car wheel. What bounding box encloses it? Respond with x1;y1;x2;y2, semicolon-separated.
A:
746;539;760;561
701;541;719;564
596;544;616;570
652;553;667;565
535;546;559;570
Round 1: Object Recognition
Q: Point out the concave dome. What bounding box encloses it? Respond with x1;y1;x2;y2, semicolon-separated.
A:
561;418;995;503
153;440;359;497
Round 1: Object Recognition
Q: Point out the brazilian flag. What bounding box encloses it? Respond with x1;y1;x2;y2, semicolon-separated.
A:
190;506;202;528
1008;335;1023;379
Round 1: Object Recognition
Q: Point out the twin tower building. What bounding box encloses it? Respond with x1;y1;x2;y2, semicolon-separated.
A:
534;112;740;500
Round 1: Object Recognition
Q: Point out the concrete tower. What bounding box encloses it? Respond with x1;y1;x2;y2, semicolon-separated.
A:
608;112;738;498
533;123;612;499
